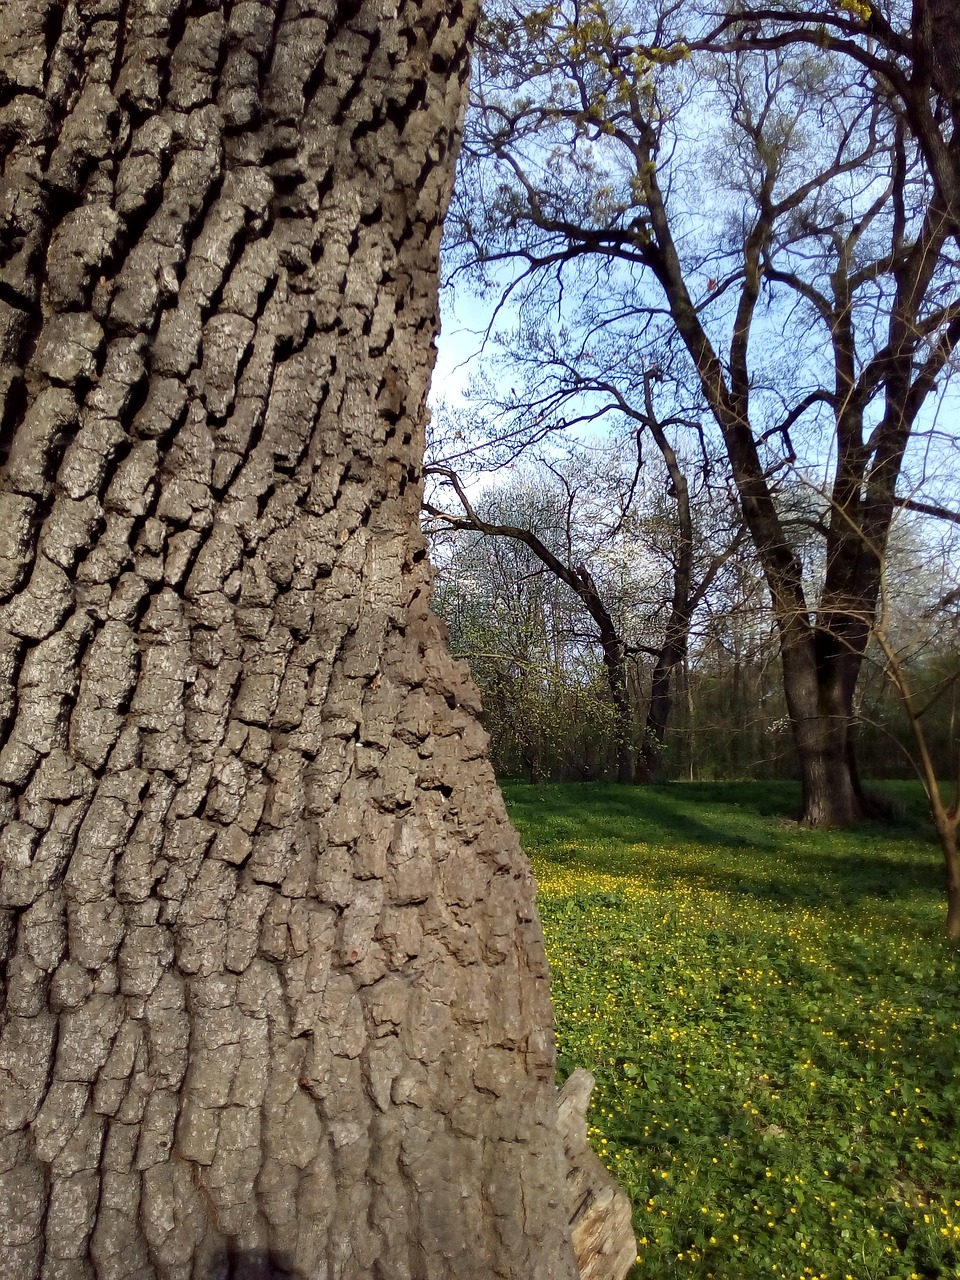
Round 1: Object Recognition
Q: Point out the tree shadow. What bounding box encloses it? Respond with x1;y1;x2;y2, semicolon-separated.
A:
203;1252;303;1280
662;846;943;910
507;779;794;851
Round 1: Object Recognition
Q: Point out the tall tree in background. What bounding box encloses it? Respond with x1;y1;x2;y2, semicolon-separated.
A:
426;380;742;783
430;489;620;782
427;462;646;781
0;3;579;1277
449;0;960;825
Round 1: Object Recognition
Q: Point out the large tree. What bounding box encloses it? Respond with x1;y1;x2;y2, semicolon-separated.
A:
448;0;960;825
0;2;580;1277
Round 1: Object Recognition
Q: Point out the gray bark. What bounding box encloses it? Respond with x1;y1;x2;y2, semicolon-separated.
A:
0;2;578;1277
556;1072;636;1280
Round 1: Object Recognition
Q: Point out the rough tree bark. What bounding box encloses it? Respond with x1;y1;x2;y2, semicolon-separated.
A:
0;2;579;1278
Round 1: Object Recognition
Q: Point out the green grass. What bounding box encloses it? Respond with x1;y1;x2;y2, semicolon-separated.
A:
502;781;960;1280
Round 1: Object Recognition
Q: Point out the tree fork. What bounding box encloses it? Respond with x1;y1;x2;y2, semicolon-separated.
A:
0;1;580;1276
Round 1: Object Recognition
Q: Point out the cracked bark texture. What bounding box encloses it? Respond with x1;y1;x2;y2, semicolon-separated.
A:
0;2;579;1278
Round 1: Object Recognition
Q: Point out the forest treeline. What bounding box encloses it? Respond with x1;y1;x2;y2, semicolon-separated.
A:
426;453;959;789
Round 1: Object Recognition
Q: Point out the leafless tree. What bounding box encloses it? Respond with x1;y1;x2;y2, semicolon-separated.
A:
426;375;743;781
447;0;960;824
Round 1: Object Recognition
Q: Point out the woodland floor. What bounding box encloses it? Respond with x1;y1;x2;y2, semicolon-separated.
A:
502;780;960;1280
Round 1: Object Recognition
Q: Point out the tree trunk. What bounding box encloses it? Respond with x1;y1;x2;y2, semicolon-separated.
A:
0;4;578;1278
779;634;863;827
941;826;960;943
641;639;679;784
598;630;636;784
637;382;696;785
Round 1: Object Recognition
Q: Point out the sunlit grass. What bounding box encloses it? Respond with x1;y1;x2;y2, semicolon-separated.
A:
503;781;960;1280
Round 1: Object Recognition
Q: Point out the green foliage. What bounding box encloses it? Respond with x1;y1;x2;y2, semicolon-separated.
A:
504;781;960;1279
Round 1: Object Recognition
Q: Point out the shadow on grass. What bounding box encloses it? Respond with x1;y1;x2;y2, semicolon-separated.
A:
664;847;944;912
204;1253;300;1279
507;781;788;852
505;779;943;912
556;848;943;917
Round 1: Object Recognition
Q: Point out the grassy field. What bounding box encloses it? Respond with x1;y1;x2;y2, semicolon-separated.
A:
502;781;960;1280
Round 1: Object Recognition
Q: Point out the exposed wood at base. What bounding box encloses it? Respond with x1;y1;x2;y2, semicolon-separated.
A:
558;1069;638;1280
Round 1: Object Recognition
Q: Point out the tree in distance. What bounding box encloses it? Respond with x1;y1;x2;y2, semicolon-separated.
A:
850;502;960;936
448;0;960;825
426;372;744;783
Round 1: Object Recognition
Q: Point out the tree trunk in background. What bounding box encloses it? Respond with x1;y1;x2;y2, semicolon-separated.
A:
598;629;636;784
637;387;694;785
0;3;578;1278
779;632;862;827
641;633;683;785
